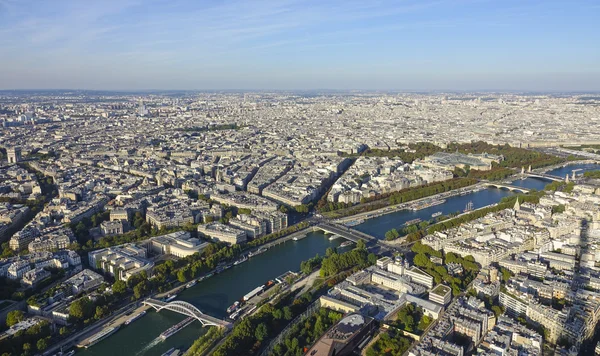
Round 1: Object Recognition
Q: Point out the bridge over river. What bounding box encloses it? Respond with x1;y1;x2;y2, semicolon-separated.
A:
142;299;232;329
481;182;530;193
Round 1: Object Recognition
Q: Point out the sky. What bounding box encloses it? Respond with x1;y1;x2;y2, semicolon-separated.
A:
0;0;598;91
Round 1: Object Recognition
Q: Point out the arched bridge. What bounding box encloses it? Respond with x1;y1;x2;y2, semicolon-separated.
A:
523;172;564;182
482;183;530;193
317;222;377;243
143;299;232;328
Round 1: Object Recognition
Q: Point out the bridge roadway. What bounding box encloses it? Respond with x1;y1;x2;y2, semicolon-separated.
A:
481;182;530;192
316;222;378;243
314;221;409;253
523;172;564;181
142;298;232;329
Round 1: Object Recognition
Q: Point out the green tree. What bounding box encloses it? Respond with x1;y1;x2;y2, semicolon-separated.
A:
23;343;32;354
112;280;127;295
413;253;431;268
177;269;190;283
283;306;293;320
95;305;109;319
491;305;504;317
500;267;513;283
133;280;149;299
36;338;48;351
5;310;25;326
326;247;335;257
255;322;269;341
69;297;94;321
356;239;366;250
418;315;431;331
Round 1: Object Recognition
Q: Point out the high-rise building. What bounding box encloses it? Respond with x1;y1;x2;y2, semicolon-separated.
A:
138;100;148;116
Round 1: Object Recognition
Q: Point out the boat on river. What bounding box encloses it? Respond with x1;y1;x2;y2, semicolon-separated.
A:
85;326;120;348
124;310;146;325
164;294;177;302
160;317;195;340
464;201;474;212
186;280;197;288
248;247;267;258
340;241;353;248
431;212;442;218
411;199;446;211
404;218;422;226
160;348;181;356
234;255;248;265
227;301;241;314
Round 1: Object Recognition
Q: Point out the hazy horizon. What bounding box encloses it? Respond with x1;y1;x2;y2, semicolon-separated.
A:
1;0;599;91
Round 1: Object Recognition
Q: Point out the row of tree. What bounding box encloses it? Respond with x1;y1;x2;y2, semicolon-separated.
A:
445;141;565;169
0;318;52;356
583;170;600;179
545;181;575;193
319;242;375;277
210;291;316;356
321;178;476;218
365;328;412;356
392;303;432;334
348;142;442;163
270;307;343;356
426;192;544;235
185;327;225;356
411;242;480;295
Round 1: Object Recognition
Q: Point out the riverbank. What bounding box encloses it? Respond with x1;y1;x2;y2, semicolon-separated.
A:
334;183;485;224
530;159;599;174
43;302;146;355
76;232;346;356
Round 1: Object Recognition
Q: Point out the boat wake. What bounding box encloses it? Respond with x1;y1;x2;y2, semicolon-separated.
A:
135;336;162;355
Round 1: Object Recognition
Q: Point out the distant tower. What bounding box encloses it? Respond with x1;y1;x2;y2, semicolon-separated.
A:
7;146;22;164
138;100;148;116
565;174;570;183
528;165;532;173
521;167;525;175
513;198;521;211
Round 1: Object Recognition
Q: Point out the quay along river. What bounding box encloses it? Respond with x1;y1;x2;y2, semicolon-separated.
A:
354;162;599;239
76;163;598;355
76;232;349;356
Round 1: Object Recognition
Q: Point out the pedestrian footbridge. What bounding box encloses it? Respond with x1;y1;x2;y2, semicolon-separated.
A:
143;299;231;328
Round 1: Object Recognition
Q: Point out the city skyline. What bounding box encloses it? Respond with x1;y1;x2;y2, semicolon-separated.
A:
1;0;599;91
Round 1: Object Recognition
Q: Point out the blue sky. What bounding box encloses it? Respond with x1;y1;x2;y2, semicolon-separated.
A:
0;0;598;90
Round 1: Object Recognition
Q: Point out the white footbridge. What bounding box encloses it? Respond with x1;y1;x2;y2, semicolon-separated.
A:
143;298;232;328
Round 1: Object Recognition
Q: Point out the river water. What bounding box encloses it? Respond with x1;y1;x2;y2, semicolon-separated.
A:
76;232;347;356
77;163;598;355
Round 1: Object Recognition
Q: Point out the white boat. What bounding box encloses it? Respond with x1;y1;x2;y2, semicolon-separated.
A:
464;201;474;213
233;255;248;265
160;317;194;340
161;347;181;356
340;241;353;248
431;212;442;218
186;280;197;288
328;235;339;241
85;326;120;348
124;310;146;325
227;301;240;314
164;294;177;302
248;247;267;258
